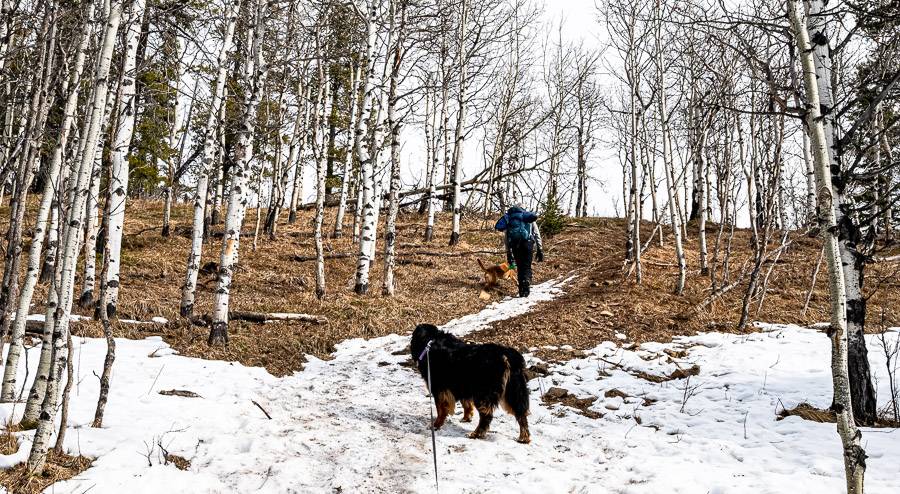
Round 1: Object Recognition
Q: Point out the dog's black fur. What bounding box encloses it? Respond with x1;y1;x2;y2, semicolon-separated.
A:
410;323;531;443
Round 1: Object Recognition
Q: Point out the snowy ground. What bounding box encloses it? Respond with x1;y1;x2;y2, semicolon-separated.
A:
1;277;899;493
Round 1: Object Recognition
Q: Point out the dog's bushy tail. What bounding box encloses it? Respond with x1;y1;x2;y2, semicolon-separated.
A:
502;348;530;415
477;258;488;271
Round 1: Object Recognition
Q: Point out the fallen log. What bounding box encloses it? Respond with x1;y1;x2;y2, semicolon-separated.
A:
229;311;328;325
24;314;168;334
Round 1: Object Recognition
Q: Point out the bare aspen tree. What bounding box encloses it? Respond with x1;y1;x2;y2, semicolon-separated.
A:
382;0;407;297
288;80;311;224
161;35;186;238
311;28;331;301
103;0;147;318
27;0;124;474
209;0;268;346
180;1;240;317
1;0;95;402
788;2;865;491
0;5;58;337
353;0;383;295
447;0;468;246
333;62;360;238
652;0;686;294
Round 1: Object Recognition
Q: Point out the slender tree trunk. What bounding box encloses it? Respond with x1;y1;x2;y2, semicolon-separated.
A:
448;0;468;246
288;82;311;225
180;2;239;317
312;52;329;300
789;2;866;491
27;0;124;474
209;0;267;346
654;0;685;294
0;8;56;339
162;36;184;238
103;0;147;319
1;0;93;402
353;2;381;295
333;63;359;239
382;2;406;297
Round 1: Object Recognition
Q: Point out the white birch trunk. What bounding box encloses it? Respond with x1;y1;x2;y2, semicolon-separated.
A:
162;36;183;237
27;0;123;474
788;2;866;491
287;82;311;224
654;0;685;294
423;83;440;242
103;0;146;318
332;63;359;239
353;1;382;295
180;1;239;317
312;55;330;300
209;0;268;345
448;0;469;247
382;2;405;297
0;0;94;402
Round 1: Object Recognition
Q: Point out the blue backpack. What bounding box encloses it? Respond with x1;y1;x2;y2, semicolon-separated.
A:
495;207;538;242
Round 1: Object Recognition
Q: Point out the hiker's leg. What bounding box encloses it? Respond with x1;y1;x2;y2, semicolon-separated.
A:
514;240;533;297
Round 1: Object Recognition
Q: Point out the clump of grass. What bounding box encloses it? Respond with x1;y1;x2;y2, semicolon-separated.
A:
0;451;93;494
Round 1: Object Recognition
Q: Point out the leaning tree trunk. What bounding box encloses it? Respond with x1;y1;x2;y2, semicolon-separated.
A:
805;0;877;427
1;0;93;402
0;8;56;338
209;0;267;346
103;0;147;319
27;0;124;475
180;1;239;317
789;2;866;491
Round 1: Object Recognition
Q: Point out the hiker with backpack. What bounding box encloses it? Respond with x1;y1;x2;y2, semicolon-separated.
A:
495;205;544;297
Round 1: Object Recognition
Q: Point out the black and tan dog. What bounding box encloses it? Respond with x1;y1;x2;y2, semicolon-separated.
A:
410;323;531;443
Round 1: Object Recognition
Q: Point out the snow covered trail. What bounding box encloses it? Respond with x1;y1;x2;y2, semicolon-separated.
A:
3;278;900;493
0;277;571;493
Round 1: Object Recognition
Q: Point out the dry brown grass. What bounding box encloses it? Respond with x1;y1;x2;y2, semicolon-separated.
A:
0;429;17;456
777;402;836;423
471;217;900;361
0;451;92;494
777;402;900;428
3;199;899;376
542;387;603;419
5;199;518;376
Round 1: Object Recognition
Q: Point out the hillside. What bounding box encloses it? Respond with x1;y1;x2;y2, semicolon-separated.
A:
6;200;897;374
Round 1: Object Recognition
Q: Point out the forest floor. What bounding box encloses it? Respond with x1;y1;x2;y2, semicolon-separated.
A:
2;199;900;492
1;278;899;493
8;199;896;374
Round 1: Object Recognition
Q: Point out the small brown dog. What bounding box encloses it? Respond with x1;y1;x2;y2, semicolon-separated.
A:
477;258;518;290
